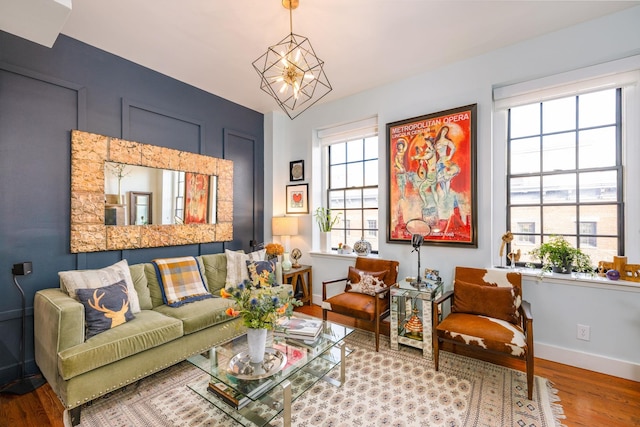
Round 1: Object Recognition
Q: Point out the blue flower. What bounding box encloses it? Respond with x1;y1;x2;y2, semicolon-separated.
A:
272;296;280;305
237;282;245;291
250;298;258;307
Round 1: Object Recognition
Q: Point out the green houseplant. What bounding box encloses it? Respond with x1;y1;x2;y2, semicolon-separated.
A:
313;207;341;232
529;235;593;274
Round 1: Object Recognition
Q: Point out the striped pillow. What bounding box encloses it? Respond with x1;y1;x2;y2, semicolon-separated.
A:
152;256;213;307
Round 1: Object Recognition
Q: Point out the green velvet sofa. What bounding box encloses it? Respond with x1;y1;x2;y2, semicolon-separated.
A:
34;252;287;426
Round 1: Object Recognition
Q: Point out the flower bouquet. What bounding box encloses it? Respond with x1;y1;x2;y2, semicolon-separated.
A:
265;242;284;261
221;272;302;363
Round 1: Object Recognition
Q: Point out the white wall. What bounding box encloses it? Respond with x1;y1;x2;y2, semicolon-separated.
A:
264;6;640;379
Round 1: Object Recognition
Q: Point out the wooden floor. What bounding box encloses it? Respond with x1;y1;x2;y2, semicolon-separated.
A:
1;305;639;427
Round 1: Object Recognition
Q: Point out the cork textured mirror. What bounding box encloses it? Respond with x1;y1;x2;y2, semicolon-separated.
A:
70;130;233;253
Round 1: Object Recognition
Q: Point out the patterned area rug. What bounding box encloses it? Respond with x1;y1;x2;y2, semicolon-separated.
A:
65;330;565;426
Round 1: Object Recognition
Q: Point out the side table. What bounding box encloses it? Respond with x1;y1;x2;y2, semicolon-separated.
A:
390;280;442;358
282;265;312;305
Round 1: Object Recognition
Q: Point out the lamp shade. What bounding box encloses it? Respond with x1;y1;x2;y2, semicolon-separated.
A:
272;216;298;236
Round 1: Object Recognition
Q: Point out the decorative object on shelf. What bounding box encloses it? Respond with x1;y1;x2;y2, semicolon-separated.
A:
1;262;46;395
606;269;620;281
264;242;284;261
508;249;521;267
314;207;341;252
387;104;478;248
281;252;292;271
290;248;302;268
354;236;372;256
404;307;423;340
286;184;309;214
598;256;640;282
252;0;332;120
272;216;298;252
409;233;423;287
289;160;304;181
529;235;593;274
499;231;513;268
221;276;302;363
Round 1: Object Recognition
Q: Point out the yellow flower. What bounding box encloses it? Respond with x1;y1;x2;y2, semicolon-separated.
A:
265;242;284;256
220;288;233;298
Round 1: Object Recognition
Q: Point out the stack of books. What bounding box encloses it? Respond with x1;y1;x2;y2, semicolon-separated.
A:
207;378;273;410
274;316;323;342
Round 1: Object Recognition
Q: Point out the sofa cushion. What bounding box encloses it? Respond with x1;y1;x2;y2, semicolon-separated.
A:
59;259;141;314
452;279;519;324
152;256;213;307
436;312;527;357
57;310;183;380
153;297;237;335
129;263;152;310
76;280;135;339
246;259;277;286
198;253;228;294
224;249;266;286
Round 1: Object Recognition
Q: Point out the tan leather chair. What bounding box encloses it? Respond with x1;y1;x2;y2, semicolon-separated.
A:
433;266;534;400
322;258;399;351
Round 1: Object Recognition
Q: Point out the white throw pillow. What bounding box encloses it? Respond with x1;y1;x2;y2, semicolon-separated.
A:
224;249;266;286
59;259;141;313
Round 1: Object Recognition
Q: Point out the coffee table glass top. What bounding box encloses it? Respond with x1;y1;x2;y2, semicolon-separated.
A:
187;316;353;427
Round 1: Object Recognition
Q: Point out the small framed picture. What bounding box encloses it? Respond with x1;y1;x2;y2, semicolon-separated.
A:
289;160;304;181
286;184;309;214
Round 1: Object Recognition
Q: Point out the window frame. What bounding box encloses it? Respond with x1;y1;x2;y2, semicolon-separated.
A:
505;88;624;262
326;136;379;252
492;58;640;268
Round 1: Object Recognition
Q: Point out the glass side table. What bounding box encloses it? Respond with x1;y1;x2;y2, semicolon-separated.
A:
390;279;443;359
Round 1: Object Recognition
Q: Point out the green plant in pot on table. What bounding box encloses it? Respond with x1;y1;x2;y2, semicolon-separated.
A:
529;235;593;274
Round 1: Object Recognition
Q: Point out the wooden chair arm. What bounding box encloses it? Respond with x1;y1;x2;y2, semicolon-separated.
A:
520;300;533;321
434;290;454;305
322;277;348;300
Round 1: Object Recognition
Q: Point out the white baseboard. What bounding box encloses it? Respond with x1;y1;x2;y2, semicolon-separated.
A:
536;343;640;382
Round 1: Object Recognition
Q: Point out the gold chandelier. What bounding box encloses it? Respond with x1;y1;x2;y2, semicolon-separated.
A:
253;0;332;119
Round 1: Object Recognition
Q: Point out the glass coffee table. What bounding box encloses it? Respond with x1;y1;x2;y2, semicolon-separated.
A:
187;316;354;427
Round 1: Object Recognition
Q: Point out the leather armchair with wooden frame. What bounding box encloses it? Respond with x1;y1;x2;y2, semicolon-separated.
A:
432;266;534;400
322;257;399;351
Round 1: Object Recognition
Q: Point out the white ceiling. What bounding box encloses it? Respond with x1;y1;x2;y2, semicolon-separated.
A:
56;1;638;116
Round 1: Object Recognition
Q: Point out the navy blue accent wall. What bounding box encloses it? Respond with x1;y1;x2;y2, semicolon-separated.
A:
0;31;265;385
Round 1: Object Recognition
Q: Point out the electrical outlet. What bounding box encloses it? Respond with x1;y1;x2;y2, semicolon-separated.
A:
577;324;590;341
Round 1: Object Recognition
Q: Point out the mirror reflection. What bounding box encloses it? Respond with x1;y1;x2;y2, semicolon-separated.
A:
104;162;217;226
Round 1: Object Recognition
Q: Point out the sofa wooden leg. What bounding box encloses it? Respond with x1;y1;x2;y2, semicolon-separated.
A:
69;406;82;426
375;321;380;352
526;353;534;400
433;337;440;371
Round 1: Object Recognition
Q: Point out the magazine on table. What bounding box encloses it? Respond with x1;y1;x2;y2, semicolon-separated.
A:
207;378;274;409
274;316;323;340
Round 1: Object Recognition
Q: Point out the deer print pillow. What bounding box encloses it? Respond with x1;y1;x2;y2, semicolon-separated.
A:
76;280;135;339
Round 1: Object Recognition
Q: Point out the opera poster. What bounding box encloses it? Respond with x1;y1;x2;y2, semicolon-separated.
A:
184;172;209;224
387;104;477;247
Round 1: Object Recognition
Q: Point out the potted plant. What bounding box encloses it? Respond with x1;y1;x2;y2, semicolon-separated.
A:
529;235;593;274
314;207;341;252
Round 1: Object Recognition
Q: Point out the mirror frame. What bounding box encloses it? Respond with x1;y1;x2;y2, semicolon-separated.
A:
70;130;233;253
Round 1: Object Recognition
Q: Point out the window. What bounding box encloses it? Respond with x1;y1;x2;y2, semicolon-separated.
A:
327;136;379;251
516;222;535;244
507;88;623;264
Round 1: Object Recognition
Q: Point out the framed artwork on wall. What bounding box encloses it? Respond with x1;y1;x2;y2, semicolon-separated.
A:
184;172;209;224
387;104;477;247
290;160;304;181
286;184;309;214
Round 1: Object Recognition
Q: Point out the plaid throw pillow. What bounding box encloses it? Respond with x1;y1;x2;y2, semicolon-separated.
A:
152;256;212;307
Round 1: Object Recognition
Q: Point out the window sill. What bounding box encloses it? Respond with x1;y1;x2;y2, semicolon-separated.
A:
309;251;379;260
501;267;640;293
